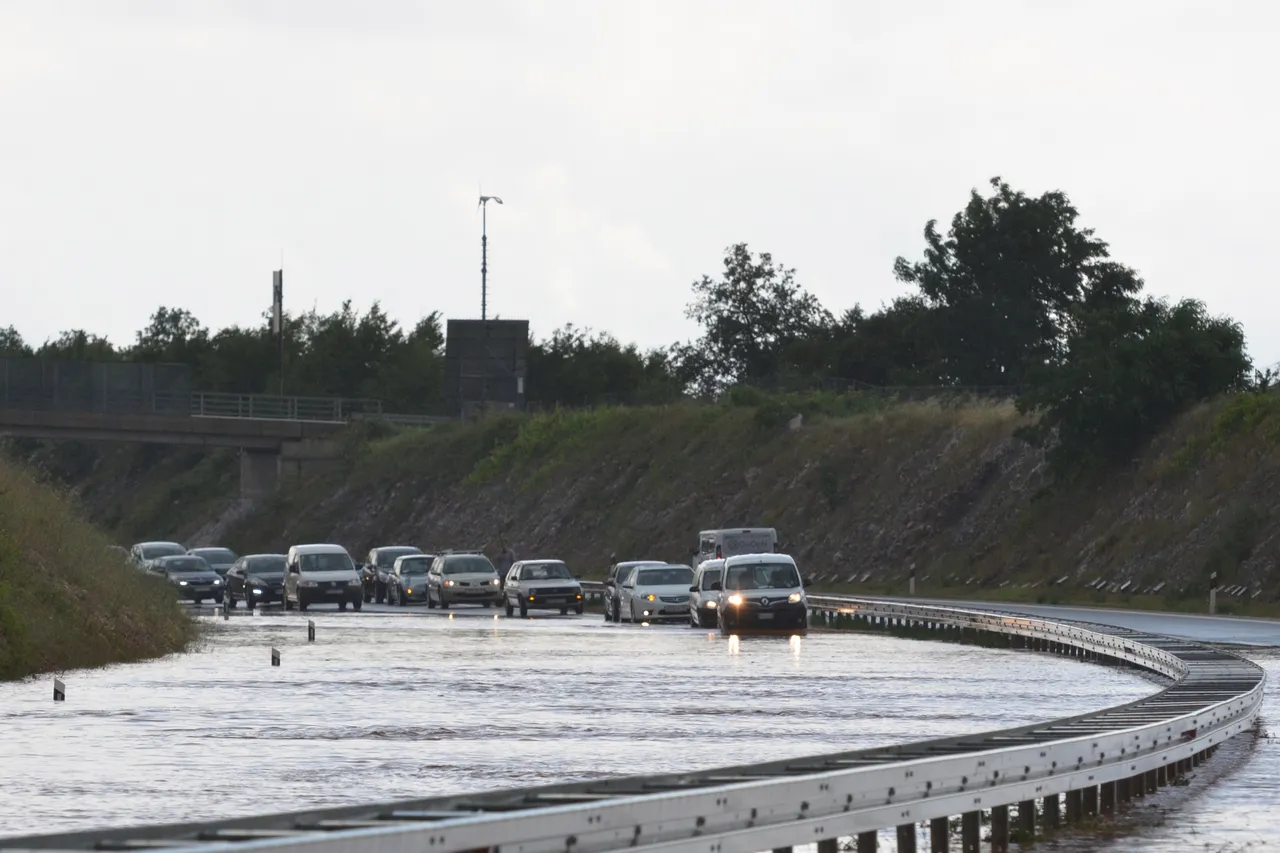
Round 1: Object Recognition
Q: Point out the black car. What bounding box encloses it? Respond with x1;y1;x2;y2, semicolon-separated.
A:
363;546;424;603
150;555;224;604
224;554;287;608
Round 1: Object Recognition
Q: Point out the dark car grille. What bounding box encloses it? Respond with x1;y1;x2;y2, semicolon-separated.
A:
536;586;579;596
660;595;690;604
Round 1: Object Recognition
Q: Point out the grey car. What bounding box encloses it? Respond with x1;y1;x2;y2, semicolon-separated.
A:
188;546;237;577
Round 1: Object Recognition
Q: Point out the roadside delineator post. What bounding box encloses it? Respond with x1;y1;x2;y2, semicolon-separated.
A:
271;647;281;666
1209;571;1218;615
308;620;315;642
909;564;916;597
53;678;65;702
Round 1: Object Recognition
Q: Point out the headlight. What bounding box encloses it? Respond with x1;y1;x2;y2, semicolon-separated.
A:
300;580;318;587
252;588;263;595
444;580;455;587
727;594;743;606
213;579;223;585
706;600;717;609
178;580;188;586
788;592;802;603
346;578;361;586
405;588;413;594
643;594;656;602
490;578;501;585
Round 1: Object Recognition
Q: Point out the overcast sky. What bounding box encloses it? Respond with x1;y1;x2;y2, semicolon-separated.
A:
3;1;1279;367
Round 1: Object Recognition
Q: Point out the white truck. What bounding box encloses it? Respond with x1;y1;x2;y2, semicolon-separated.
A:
693;528;778;565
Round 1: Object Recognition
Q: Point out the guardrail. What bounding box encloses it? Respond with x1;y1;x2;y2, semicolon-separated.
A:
2;597;1263;853
0;389;384;424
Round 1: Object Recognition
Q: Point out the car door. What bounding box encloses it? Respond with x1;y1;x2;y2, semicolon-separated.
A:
504;564;521;605
225;559;243;600
619;567;638;621
427;557;443;601
284;556;299;601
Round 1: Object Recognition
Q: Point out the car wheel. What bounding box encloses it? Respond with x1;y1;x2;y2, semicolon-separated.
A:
227;594;237;610
375;582;385;604
560;607;568;615
428;589;437;608
284;594;293;611
519;599;528;617
611;600;621;623
339;600;348;612
299;599;308;612
440;595;450;610
602;602;611;621
575;604;583;615
352;597;363;612
505;599;515;617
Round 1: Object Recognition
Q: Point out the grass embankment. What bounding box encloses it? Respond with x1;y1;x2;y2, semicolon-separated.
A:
0;457;196;681
13;388;1280;621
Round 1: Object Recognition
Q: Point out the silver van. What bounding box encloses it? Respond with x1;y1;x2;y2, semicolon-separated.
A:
283;543;363;612
694;528;778;565
688;558;725;628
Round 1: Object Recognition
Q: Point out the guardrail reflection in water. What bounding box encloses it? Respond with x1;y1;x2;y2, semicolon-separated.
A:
0;597;1264;853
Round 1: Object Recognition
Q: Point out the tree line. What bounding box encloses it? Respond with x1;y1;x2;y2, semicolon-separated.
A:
1;177;1267;479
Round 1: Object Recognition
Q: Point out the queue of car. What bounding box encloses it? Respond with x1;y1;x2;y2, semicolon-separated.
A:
121;526;811;634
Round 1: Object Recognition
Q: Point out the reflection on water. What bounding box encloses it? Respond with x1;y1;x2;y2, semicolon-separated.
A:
0;610;1155;837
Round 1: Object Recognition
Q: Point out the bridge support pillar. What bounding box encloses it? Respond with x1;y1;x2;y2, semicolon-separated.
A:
1157;764;1168;786
1100;781;1116;814
990;805;1009;851
1145;769;1158;794
1065;789;1083;822
1043;793;1060;829
239;448;280;498
1017;800;1036;837
817;839;839;853
855;830;877;853
961;811;980;852
1130;773;1146;797
897;823;918;852
771;847;792;853
1082;784;1098;817
930;816;949;851
1117;776;1130;803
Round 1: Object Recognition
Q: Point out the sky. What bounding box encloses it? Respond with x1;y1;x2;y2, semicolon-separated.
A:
3;0;1280;367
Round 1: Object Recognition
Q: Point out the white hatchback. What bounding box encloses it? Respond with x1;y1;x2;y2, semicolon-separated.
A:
618;563;695;623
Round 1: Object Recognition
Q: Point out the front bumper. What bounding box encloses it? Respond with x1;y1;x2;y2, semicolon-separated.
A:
441;586;503;604
521;592;584;610
247;585;283;603
399;586;430;602
718;601;808;630
177;585;223;601
632;599;691;621
299;584;363;605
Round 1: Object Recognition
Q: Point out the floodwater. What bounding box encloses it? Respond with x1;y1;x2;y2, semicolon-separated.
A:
0;606;1155;837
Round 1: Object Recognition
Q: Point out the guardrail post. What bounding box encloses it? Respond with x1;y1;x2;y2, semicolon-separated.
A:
896;823;917;852
1100;781;1116;814
929;816;949;851
1016;800;1035;838
1064;789;1083;822
1082;785;1098;816
961;811;980;852
1042;793;1060;829
816;839;839;853
990;805;1009;851
855;830;877;853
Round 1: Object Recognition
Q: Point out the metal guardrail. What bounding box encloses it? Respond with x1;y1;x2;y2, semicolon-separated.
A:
0;389;384;424
2;596;1263;853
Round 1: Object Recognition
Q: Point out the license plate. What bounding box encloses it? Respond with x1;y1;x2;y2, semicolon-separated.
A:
757;612;774;620
325;588;344;595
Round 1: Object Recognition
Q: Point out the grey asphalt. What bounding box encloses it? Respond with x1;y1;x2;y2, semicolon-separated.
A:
870;596;1280;647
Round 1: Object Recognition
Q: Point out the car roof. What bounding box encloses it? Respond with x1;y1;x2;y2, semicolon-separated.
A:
136;541;184;548
156;554;206;563
290;544;350;554
723;552;796;567
696;559;726;570
395;553;433;562
518;559;565;565
243;553;287;560
374;545;421;553
189;546;233;553
617;560;664;568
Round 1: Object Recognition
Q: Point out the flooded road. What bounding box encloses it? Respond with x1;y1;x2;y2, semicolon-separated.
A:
0;606;1155;837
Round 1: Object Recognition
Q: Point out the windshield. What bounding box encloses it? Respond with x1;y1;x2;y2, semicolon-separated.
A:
192;548;236;563
141;543;185;560
444;556;495;575
719;531;777;558
398;557;431;574
160;557;209;573
723;563;800;591
300;552;355;572
700;569;722;590
247;556;286;575
523;563;571;580
635;566;694;586
376;547;421;567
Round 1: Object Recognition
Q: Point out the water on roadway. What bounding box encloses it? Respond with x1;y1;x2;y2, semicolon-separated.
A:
0;604;1156;838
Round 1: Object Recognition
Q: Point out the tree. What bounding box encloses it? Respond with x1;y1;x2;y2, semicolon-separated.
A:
528;325;681;407
685;244;833;392
1017;297;1251;477
37;330;118;361
893;177;1143;387
133;307;210;365
0;326;31;358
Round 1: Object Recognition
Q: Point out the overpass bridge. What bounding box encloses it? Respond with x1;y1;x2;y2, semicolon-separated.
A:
0;390;451;496
0;596;1264;853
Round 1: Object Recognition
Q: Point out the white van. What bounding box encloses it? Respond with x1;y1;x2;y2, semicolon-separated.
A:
713;553;809;634
688;558;724;628
695;528;778;565
283;544;364;612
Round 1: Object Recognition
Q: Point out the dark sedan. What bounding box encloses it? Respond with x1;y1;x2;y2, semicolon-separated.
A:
188;546;238;577
225;554;287;608
150;555;224;604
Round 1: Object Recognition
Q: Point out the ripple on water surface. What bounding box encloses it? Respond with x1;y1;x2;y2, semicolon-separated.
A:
1;609;1157;835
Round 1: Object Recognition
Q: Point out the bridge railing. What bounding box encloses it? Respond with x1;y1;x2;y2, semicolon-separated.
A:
4;596;1262;853
0;388;384;424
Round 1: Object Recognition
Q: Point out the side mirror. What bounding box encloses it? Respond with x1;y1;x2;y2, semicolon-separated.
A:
689;585;698;592
288;565;300;574
710;582;723;591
